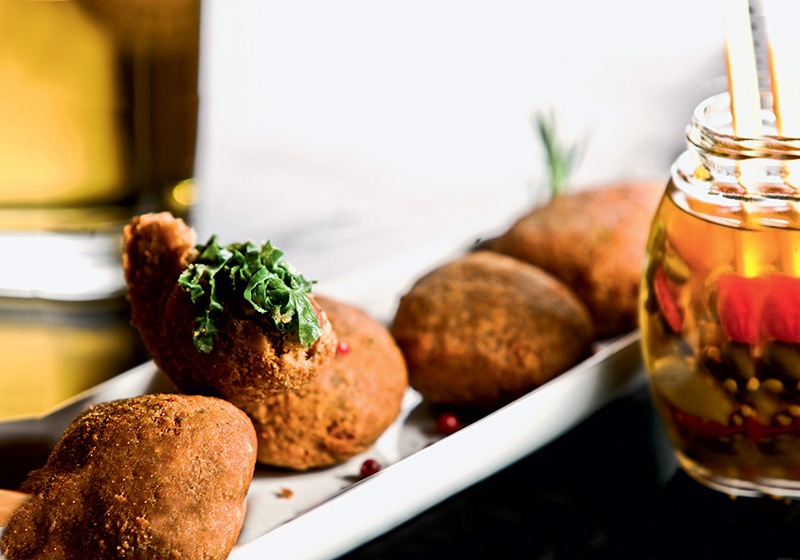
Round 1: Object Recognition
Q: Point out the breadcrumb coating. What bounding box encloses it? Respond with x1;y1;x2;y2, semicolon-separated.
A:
488;181;663;337
391;251;594;410
246;295;408;470
0;394;256;560
123;213;338;404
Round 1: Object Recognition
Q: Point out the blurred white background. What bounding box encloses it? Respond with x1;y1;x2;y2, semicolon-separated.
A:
193;0;727;286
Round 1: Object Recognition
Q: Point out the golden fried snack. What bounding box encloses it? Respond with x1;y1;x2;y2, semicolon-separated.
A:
391;251;594;411
123;212;338;405
245;295;408;470
487;180;664;337
0;394;256;560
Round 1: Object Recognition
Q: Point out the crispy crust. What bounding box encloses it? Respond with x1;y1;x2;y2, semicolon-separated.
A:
487;181;664;337
391;251;594;411
245;295;408;470
0;394;257;560
122;212;338;403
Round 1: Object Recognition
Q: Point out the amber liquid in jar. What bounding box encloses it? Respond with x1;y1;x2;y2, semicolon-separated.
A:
642;158;800;496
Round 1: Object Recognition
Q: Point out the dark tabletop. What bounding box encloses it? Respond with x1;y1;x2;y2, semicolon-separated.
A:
337;385;800;560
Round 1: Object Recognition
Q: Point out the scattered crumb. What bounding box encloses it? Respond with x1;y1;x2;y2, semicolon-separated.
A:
277;487;294;499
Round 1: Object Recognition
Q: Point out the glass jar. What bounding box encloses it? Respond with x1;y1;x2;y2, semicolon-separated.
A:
640;91;800;498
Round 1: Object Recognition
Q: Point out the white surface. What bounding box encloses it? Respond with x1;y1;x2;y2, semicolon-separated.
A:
193;0;729;281
0;233;125;301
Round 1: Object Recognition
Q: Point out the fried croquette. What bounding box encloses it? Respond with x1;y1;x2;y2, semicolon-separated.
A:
487;180;664;337
245;295;408;470
391;251;594;411
0;394;257;560
123;212;338;405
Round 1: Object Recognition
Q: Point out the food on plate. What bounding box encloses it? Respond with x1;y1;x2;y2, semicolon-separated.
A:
0;394;256;560
246;295;408;470
123;214;406;471
486;180;664;337
123;212;338;405
391;251;594;410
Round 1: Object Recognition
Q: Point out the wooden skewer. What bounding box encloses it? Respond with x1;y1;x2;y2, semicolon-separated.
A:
763;0;800;274
764;0;800;198
723;0;762;138
0;489;28;527
765;0;800;137
722;0;763;274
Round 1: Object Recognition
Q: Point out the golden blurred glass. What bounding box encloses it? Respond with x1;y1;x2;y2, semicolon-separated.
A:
0;0;200;300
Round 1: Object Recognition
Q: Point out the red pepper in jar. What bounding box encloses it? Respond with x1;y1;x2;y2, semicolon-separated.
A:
716;273;769;345
674;408;799;441
762;274;800;344
743;415;797;441
673;408;742;438
653;266;684;333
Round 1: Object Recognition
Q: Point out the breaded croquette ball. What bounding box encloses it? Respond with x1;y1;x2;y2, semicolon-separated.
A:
0;394;257;560
245;295;408;470
391;251;594;411
487;181;663;337
123;212;338;405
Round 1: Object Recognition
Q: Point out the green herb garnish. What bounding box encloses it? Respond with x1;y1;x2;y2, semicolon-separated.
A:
532;109;584;196
178;236;321;353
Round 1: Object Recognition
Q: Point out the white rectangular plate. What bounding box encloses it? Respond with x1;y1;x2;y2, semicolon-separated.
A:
0;331;644;560
0;230;646;559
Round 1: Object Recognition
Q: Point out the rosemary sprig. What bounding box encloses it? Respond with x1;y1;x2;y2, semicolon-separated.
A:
532;110;584;196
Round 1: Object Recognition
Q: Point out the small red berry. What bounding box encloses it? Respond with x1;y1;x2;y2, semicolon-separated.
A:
436;412;462;435
336;340;350;355
359;459;381;479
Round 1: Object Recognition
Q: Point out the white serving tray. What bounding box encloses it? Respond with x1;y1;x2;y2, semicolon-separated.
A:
0;330;644;560
0;228;646;559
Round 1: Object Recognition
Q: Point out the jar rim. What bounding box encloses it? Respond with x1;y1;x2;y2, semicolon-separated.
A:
688;92;800;159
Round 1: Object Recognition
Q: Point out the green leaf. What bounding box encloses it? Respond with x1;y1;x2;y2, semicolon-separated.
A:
532;110;584;197
177;236;321;353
